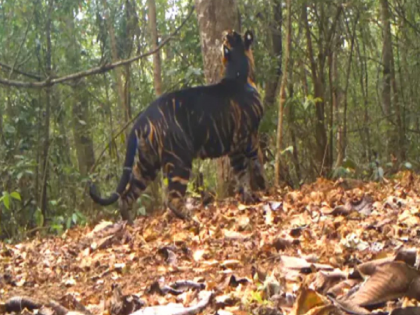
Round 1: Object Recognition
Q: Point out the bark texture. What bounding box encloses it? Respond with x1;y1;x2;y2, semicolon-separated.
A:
274;0;291;186
148;0;163;96
195;0;240;197
263;0;283;109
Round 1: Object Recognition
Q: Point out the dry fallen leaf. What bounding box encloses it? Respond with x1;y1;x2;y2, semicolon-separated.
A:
342;261;420;307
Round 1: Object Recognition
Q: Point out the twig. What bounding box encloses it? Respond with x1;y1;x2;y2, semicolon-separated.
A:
88;109;144;175
0;61;41;80
8;17;33;79
0;6;195;89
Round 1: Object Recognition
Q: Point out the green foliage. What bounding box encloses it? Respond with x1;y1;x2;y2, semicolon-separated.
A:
0;191;21;211
136;193;152;217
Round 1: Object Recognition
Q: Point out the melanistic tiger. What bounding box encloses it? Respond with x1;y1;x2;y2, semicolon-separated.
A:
89;30;265;221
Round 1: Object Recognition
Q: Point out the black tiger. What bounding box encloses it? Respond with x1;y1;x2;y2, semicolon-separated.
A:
89;30;265;221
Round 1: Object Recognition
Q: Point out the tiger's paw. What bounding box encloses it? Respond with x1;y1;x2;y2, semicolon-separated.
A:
167;200;192;221
239;190;261;205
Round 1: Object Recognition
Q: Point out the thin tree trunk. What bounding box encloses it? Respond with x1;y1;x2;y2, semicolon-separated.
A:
64;8;96;211
286;56;301;184
0;97;4;145
381;0;405;162
302;3;329;175
381;0;392;117
40;0;54;222
195;0;239;198
328;40;339;169
102;0;130;132
334;13;357;168
148;0;162;96
358;32;371;161
274;0;292;186
390;39;405;161
147;0;163;210
380;0;393;162
72;92;96;176
263;0;282;109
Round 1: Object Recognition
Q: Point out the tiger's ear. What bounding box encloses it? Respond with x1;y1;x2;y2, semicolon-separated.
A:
223;45;231;61
244;30;254;50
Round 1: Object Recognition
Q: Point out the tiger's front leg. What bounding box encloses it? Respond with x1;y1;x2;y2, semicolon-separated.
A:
164;160;192;220
247;134;266;192
229;151;258;204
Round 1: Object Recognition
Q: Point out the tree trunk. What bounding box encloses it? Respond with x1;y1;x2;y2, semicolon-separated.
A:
301;3;330;175
72;92;96;176
380;0;392;117
147;0;163;211
102;0;130;132
380;0;405;162
40;0;54;222
148;0;163;96
337;14;358;168
195;0;239;198
263;0;282;109
0;99;4;145
274;0;291;186
328;39;340;170
64;8;96;210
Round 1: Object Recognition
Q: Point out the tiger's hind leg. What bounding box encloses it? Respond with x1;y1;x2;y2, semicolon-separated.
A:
118;163;157;222
163;159;192;220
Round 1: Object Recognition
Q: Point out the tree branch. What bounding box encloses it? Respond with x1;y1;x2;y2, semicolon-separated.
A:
0;5;195;89
0;61;42;80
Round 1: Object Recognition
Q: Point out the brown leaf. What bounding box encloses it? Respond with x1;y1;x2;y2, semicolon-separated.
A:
280;255;333;273
391;307;420;315
312;270;347;294
327;279;361;298
304;304;345;315
343;262;420;307
356;256;395;277
290;287;329;315
330;296;370;315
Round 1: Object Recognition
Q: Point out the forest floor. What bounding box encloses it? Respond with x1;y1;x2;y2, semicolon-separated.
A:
2;172;420;315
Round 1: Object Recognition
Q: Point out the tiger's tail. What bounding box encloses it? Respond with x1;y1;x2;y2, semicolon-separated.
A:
89;131;138;206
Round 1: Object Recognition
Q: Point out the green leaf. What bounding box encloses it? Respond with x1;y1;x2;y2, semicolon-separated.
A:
72;213;78;224
66;217;72;229
2;192;10;210
137;206;147;216
281;146;294;155
34;208;44;227
403;162;412;169
141;193;152;201
302;99;311;110
10;192;21;201
378;167;384;179
51;224;63;234
342;158;357;170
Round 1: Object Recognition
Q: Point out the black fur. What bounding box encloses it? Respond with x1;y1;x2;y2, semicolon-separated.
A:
89;30;265;221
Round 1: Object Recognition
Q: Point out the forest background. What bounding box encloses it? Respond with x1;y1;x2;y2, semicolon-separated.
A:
0;0;419;240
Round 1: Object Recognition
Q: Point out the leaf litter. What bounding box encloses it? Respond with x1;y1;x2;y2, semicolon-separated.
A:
3;172;420;314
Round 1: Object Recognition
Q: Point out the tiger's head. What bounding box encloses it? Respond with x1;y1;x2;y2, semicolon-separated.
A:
221;30;255;88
